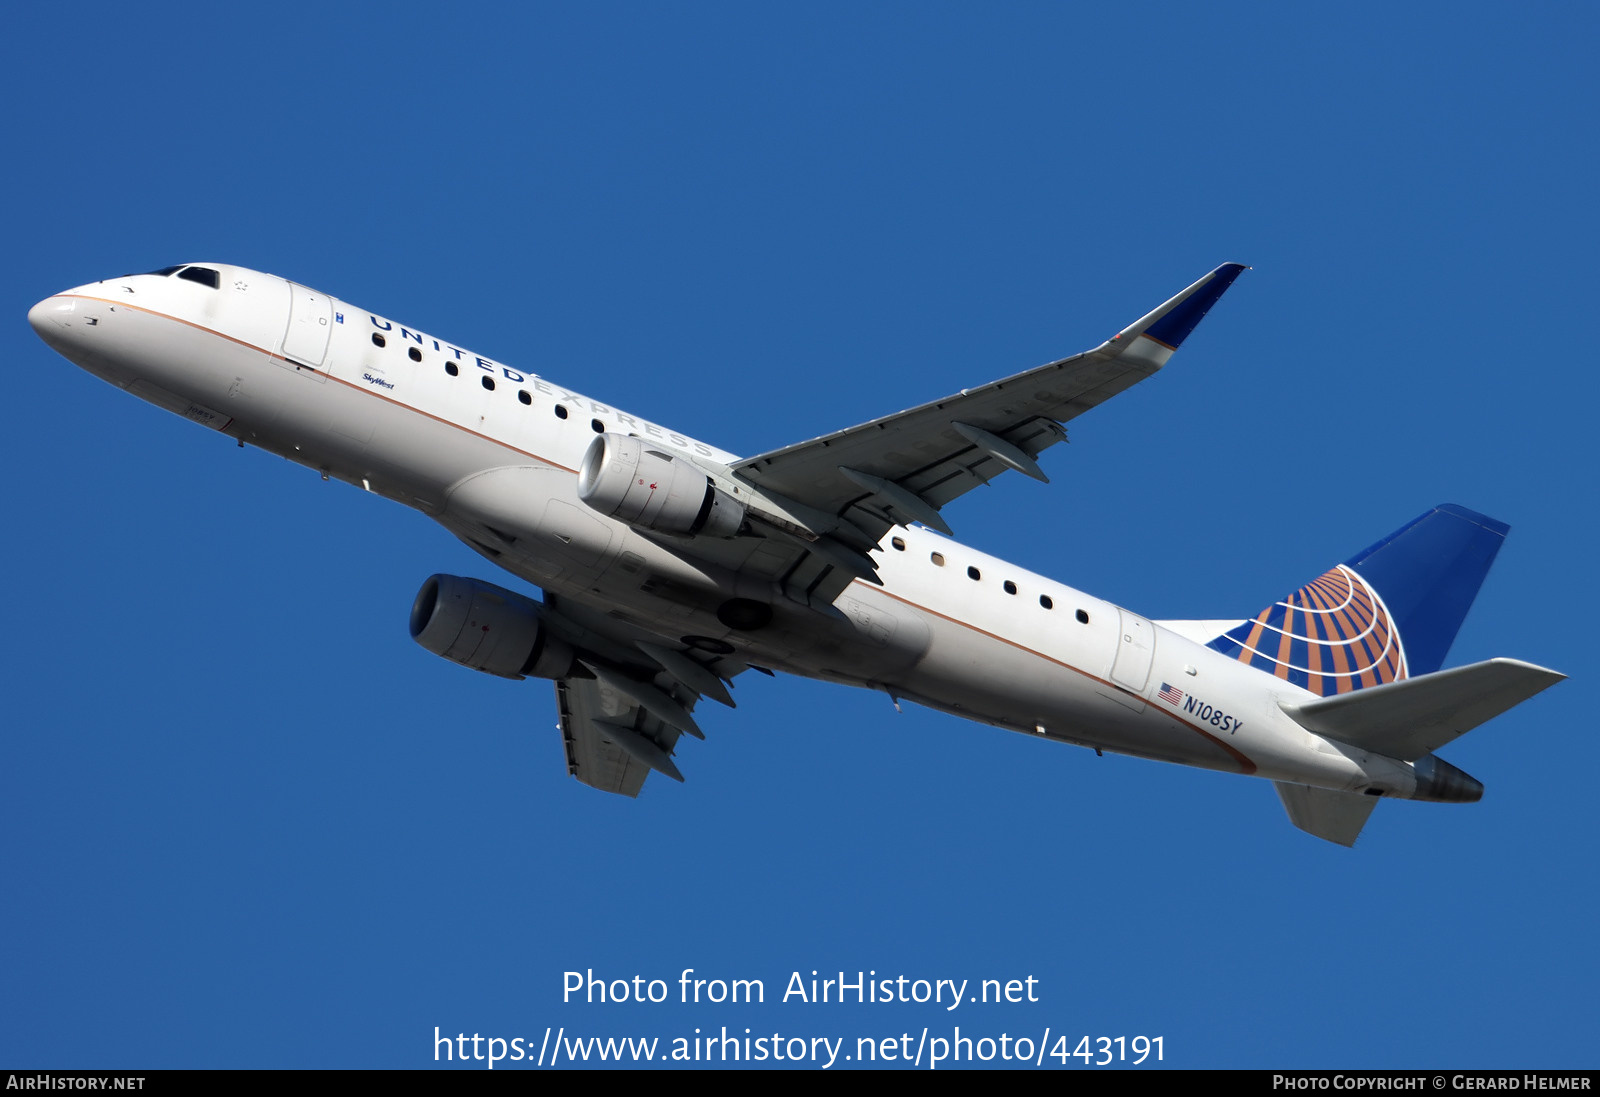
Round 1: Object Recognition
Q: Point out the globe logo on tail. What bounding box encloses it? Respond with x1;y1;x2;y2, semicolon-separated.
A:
1208;565;1407;697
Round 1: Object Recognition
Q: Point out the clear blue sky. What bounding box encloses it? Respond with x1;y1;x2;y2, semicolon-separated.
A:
4;2;1595;1069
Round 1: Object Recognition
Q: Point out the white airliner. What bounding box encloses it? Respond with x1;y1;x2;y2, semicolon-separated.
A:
28;262;1563;845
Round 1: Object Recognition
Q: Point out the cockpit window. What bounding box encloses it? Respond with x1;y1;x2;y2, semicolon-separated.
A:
177;266;220;289
146;265;186;276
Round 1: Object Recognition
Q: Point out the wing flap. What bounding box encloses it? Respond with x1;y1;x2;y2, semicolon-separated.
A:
555;675;678;797
545;596;748;794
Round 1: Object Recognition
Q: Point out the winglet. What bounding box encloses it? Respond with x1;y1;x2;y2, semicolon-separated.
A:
1110;263;1247;353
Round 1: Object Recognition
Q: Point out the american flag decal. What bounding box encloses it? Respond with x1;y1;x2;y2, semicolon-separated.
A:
1158;683;1184;705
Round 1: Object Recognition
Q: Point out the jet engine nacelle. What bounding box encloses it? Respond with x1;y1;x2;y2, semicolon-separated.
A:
409;574;574;680
577;433;745;538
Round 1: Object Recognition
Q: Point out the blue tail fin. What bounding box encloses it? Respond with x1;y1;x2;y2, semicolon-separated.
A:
1207;505;1509;696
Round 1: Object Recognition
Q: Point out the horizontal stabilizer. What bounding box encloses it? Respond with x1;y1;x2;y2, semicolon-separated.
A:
1275;783;1378;847
1280;658;1565;761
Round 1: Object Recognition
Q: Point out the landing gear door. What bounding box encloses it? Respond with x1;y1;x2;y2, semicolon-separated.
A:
1111;609;1155;694
282;283;332;380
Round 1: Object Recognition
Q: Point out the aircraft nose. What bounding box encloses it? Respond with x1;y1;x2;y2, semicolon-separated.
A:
28;295;71;338
28;297;53;334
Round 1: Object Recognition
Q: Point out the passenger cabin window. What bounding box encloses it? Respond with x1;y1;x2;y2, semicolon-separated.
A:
518;390;532;406
1040;595;1053;609
408;347;422;362
555;405;569;419
372;333;387;348
1003;580;1017;595
967;566;981;581
891;537;905;551
177;266;220;289
481;376;496;391
1076;609;1090;624
930;552;945;567
591;419;605;433
444;362;458;376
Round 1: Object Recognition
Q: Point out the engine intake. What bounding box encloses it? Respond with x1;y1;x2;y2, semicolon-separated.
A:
409;574;574;680
577;434;744;538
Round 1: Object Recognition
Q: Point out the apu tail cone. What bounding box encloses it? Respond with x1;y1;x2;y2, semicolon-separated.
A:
1412;754;1484;803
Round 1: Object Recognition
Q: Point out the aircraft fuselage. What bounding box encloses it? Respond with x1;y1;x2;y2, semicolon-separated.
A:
26;264;1469;816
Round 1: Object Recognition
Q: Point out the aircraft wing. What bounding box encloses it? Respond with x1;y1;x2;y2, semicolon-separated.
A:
734;263;1246;543
544;594;745;795
547;265;1246;615
555;675;687;795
